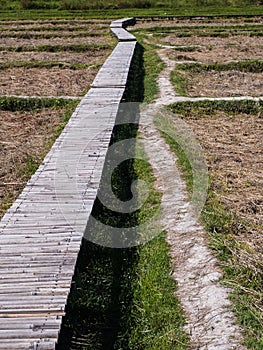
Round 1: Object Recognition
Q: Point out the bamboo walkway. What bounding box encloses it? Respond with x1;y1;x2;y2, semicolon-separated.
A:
0;18;136;350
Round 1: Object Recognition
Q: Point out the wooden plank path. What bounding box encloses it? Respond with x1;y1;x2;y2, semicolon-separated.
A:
0;18;136;349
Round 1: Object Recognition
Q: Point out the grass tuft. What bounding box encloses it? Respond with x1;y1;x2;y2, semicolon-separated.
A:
170;68;188;96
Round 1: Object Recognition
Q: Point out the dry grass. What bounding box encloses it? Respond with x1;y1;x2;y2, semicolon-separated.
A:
0;20;109;31
138;20;263;99
167;35;263;63
0;17;114;217
142;19;263;98
182;70;263;97
181;109;262;251
0;66;99;96
139;19;263;64
0;109;64;218
0;19;109;27
0;49;111;64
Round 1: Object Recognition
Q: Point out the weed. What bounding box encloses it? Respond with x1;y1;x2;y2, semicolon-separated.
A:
0;61;101;70
0;96;77;111
170;69;188;96
114;145;189;350
18;155;39;178
0;43;111;52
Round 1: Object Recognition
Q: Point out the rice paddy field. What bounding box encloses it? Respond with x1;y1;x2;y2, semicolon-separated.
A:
0;5;262;349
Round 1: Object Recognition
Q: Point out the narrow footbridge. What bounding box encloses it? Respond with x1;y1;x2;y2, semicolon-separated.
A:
0;18;136;349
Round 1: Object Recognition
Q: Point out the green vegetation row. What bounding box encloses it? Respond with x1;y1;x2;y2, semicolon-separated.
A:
0;96;78;217
135;34;165;103
57;42;188;350
140;24;263;32
0;32;107;39
2;0;262;11
174;30;263;37
0;96;78;111
0;43;111;52
164;99;263;349
170;60;263;96
0;61;101;70
1;4;263;19
151;29;263;38
178;60;263;73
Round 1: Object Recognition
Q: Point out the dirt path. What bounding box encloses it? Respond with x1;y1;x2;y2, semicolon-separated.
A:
139;48;248;349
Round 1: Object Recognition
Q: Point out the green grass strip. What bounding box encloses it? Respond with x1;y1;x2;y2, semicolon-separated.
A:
0;96;78;111
127;233;189;350
1;5;263;18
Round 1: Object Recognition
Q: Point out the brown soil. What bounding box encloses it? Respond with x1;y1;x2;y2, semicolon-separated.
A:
182;70;263;97
0;66;99;96
0;109;64;218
